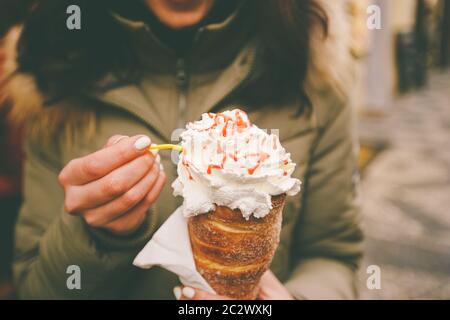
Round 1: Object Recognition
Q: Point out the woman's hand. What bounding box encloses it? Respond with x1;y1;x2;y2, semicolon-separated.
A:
58;135;166;235
173;270;294;300
257;270;294;300
174;286;231;300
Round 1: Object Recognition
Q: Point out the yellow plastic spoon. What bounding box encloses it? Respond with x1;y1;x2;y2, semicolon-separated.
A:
148;144;183;152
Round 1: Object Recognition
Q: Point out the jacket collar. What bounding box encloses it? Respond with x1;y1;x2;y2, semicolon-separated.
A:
93;51;258;143
93;2;259;141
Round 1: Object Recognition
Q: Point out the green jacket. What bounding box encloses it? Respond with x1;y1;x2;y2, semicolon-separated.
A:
6;2;363;300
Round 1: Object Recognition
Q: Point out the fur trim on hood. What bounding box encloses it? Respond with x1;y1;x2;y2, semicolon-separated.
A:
0;26;44;124
0;26;96;145
0;0;354;126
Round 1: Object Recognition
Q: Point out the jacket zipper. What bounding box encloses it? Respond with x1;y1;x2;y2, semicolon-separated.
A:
90;45;257;140
176;58;189;128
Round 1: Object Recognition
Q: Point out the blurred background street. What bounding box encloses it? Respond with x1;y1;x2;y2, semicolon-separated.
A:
358;71;450;299
352;0;450;299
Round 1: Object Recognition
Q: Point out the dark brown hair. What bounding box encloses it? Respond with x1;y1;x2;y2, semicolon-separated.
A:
0;0;36;37
5;0;328;112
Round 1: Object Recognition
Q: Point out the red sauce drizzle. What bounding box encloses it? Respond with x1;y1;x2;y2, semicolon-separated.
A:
181;148;194;180
217;141;223;154
248;162;260;175
222;122;228;137
260;152;270;162
221;154;227;167
207;153;228;175
229;151;238;161
262;136;267;146
246;152;270;175
245;133;253;145
207;164;222;175
185;166;193;180
201;111;251;137
282;160;289;176
197;110;260;175
235;110;249;132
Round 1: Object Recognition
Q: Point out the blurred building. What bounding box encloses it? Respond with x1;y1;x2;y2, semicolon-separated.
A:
353;0;447;113
354;0;450;299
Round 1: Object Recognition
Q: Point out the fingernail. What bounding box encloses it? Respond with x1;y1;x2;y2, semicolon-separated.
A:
182;287;195;299
173;286;181;300
160;163;164;171
135;136;151;150
150;143;159;156
156;154;161;164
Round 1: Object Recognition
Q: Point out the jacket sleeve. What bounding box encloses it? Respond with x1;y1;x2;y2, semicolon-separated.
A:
13;136;156;299
284;102;364;300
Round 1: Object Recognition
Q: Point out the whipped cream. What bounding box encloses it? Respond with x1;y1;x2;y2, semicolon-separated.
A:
172;109;301;219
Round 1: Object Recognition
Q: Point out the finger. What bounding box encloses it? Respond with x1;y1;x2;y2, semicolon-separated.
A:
259;270;276;285
257;270;293;300
173;286;182;300
102;197;150;235
65;153;157;213
257;270;277;298
59;135;152;185
177;286;231;300
104;135;129;148
143;170;166;206
81;164;161;227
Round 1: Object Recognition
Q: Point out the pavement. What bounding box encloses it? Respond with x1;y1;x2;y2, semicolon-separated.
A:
357;70;450;299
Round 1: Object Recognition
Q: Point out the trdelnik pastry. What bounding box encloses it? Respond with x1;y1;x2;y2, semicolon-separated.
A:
172;109;301;299
172;109;301;219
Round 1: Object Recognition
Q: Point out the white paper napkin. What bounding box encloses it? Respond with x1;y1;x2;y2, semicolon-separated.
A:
133;206;215;293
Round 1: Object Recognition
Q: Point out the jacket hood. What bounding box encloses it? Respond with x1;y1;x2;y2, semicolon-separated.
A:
0;0;354;125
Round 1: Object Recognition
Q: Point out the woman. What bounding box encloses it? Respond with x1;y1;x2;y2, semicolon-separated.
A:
2;0;363;299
